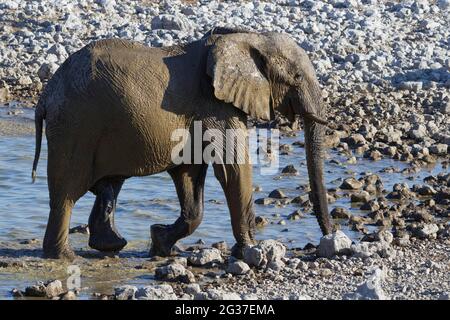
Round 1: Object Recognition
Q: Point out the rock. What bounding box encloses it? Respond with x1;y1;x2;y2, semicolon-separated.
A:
317;231;352;258
351;191;371;203
287;210;304;220
254;198;274;205
194;289;241;300
351;241;394;259
151;14;192;31
340;178;363;190
18;76;32;86
346;268;389;300
60;291;77;300
155;263;195;283
409;124;428;140
114;285;137;300
227;260;250;275
188;248;223;266
437;0;450;10
267;259;285;271
0;84;10;102
331;207;351;219
184;284;201;295
439;292;450;300
212;241;228;252
24;283;47;298
243;240;286;268
25;280;64;298
399;81;423;92
255;216;269;227
415;185;437;196
69;224;89;234
135;285;177;300
11;288;23;298
411;223;439;239
268;189;287;199
281;165;298;175
45;280;64;298
430;144;448;155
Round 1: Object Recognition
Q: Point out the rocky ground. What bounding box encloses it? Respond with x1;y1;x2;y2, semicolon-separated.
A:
0;0;449;300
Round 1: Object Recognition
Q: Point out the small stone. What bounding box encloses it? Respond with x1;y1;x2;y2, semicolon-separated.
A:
268;189;287;199
287;210;304;220
331;207;351;219
45;280;64;298
340;178;363;190
69;224;89;234
255;216;269;227
255;198;273;205
412;224;439;239
155;263;191;282
244;240;286;268
281;165;298;175
60;291;77;300
351;191;371;203
184;284;201;295
114;285;137;300
227;261;250;275
188;248;223;266
317;231;352;258
430;144;448;155
346;268;389;300
212;241;228;252
135;285;177;300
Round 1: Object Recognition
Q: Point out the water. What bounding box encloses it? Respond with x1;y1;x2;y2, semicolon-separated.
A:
0;105;446;299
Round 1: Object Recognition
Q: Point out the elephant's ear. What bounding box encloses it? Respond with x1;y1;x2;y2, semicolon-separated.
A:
206;35;272;120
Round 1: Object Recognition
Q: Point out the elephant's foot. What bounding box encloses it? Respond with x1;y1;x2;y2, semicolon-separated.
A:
43;244;77;261
231;238;256;259
150;224;178;257
89;231;127;252
88;181;127;253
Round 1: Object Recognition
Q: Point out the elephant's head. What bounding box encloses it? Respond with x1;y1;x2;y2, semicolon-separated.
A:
206;29;332;235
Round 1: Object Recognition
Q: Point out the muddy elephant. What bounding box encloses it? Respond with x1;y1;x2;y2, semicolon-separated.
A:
32;27;332;260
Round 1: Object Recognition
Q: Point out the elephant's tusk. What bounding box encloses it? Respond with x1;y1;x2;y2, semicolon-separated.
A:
304;113;328;125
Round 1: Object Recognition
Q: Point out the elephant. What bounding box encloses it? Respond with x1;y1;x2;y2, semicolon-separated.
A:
32;27;332;260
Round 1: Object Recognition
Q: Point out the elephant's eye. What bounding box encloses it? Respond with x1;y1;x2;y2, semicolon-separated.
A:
294;73;303;83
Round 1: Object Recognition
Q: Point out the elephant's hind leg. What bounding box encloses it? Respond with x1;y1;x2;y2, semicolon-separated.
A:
43;159;90;260
88;177;127;253
150;164;208;256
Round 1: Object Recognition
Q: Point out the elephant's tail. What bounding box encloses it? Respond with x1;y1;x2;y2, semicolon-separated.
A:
32;100;45;183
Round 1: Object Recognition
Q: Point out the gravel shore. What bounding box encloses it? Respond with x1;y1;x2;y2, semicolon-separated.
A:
0;0;449;300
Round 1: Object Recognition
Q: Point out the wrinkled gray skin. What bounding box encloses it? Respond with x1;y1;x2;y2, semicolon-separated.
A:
33;27;331;260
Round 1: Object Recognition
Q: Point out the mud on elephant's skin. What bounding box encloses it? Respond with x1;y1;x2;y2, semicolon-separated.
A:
32;27;332;260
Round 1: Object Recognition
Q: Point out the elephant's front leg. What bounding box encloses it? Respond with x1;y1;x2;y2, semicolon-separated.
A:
150;164;208;256
88;178;127;252
213;163;256;258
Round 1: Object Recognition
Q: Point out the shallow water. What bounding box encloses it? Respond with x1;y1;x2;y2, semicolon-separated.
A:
0;104;446;299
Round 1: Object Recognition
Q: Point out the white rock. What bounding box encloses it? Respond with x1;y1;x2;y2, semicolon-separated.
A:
188;248;223;266
227;260;250;275
243;240;286;268
151;14;193;31
114;285;137;300
347;268;389;300
45;280;64;298
317;231;352;258
135;285;177;300
194;289;241;300
184;284;201;295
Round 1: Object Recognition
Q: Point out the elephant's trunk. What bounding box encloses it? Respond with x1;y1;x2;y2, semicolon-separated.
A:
304;118;332;235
